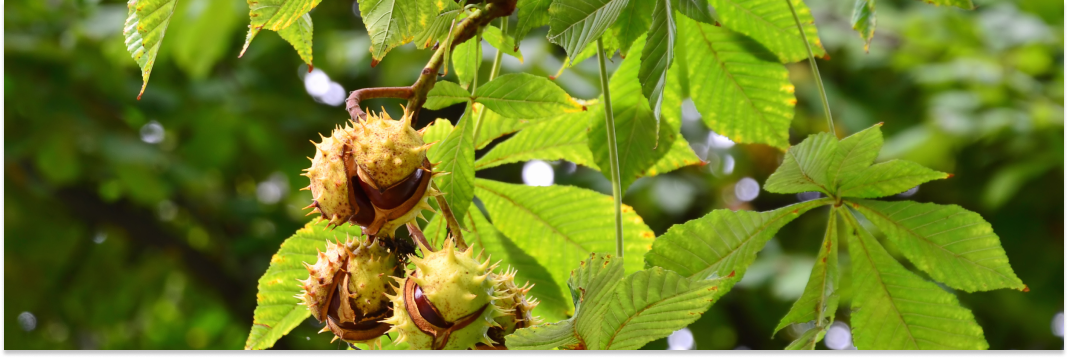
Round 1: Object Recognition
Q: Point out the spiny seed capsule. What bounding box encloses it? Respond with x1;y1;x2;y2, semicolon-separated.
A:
476;267;540;349
384;238;509;350
296;236;402;345
302;109;442;237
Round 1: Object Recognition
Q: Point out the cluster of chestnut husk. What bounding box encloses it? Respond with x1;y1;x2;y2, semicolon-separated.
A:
295;109;539;349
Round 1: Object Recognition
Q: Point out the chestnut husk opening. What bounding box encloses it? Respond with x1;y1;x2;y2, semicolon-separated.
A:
402;274;490;350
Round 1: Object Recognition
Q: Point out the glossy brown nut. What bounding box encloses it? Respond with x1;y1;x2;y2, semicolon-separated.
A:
348;175;377;227
358;158;432;210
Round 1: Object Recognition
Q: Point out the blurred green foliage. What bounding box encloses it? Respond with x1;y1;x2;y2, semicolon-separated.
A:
4;0;1062;350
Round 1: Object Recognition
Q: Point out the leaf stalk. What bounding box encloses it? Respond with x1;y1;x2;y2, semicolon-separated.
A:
784;0;835;135
597;38;624;258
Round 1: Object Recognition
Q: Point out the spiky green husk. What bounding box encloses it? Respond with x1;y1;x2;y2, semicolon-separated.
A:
297;240;347;322
303;126;355;227
342;238;400;320
489;268;540;335
351;110;432;189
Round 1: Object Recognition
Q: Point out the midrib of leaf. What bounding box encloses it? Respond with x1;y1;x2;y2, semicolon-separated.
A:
719;0;808;52
603;281;681;349
551;1;612;41
845;210;920;349
474;142;584;170
850;201;1015;283
474;182;589;252
693;24;775;134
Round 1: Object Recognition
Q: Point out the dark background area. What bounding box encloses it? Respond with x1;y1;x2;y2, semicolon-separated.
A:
4;0;1063;349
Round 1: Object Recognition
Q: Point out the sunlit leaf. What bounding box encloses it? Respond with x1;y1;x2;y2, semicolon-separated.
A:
453;35;482;89
838;160;949;198
842;211;988;350
245;221;364;350
849;199;1025;292
474;73;585;118
123;0;179;99
851;0;876;52
920;0;974;10
514;0;554;46
475;111;600;171
677;16;794;149
638;0;675;123
599;268;727;349
412;2;461;49
644;198;832;284
358;0;437;63
828;123;882;190
239;0;321;65
765;132;838;195
424;80;471;110
773;212;840;347
708;0;825;63
547;0;629;61
426;111;475;227
475;108;534;150
475;180;655;308
483;25;524;62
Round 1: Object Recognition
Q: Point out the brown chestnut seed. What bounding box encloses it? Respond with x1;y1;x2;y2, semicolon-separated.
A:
401;274;490;349
360;167;426;210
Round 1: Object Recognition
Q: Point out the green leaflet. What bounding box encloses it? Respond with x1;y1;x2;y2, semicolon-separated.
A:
453;35;482;90
773;211;839;348
644;198;832;283
475;108;534;150
483;25;524;62
638;0;675;124
828;124;883;189
244;220;365;350
239;0;319;66
642;57;703;177
424;80;471;110
851;0;876;52
508;253;624;350
474;73;585;118
422;203;570;322
708;0;826;63
123;0;179;99
359;0;437;63
673;0;714;24
588;36;677;194
599;268;726;349
547;0;630;61
412;2;461;49
765;132;838;195
426;112;475;228
474;179;656;309
475;111;600;171
609;0;653;58
842;211;988;350
513;0;553;47
784;326;826;350
849;199;1025;292
920;0;975;10
838;160;949;198
677;16;794;149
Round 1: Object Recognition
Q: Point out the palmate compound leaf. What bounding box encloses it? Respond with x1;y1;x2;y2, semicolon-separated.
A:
482;25;524;62
841;210;989;350
851;0;876;52
421;203;570;322
359;0;438;64
638;0;676;124
707;0;826;63
849;199;1025;292
547;0;630;61
513;0;554;48
475;110;600;171
774;211;839;349
474;73;585;119
677;15;795;150
475;107;534;150
453;34;482;90
124;0;180;99
474;179;656;311
412;1;461;49
764;132;838;195
425;113;475;228
827;123;883;190
244;220;364;350
644;198;833;286
598;268;728;349
239;0;321;65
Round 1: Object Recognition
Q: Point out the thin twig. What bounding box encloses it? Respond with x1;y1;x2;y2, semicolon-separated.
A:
406;222;436;252
785;0;835;135
596;38;624;259
430;181;466;249
345;87;413;121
